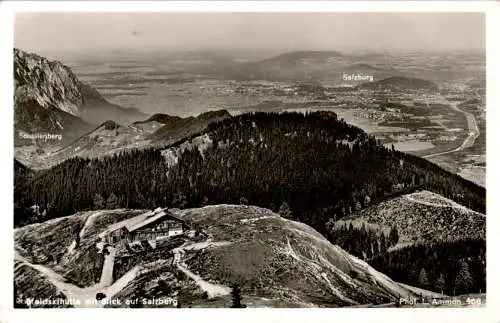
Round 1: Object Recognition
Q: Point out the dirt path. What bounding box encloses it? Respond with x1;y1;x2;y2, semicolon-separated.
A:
423;101;479;158
15;249;136;308
99;247;116;286
15;210;174;308
79;211;106;239
61;210;111;266
172;240;232;298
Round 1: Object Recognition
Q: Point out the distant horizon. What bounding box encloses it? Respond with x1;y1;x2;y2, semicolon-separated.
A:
13;47;486;65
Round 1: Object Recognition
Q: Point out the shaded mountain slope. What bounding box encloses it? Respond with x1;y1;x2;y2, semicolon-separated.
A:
14;98;93;145
77;82;146;125
149;110;231;143
15;112;485;227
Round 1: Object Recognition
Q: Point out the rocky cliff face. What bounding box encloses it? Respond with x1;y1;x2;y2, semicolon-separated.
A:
13;48;147;138
14;48;85;116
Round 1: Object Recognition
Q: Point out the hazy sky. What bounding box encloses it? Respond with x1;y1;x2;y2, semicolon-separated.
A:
14;12;485;53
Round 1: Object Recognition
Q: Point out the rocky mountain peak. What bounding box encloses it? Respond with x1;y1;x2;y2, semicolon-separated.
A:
14;48;84;116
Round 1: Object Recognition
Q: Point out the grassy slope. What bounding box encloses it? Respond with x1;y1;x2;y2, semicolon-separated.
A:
171;205;423;306
14;212;88;265
14;260;72;308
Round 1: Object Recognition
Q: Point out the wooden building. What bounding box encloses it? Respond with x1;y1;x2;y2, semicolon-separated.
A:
104;208;187;246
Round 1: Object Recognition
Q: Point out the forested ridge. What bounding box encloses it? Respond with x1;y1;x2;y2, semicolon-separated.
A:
15;111;485;229
14;111;486;296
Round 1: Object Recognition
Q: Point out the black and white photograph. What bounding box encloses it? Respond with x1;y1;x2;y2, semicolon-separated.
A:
6;3;493;315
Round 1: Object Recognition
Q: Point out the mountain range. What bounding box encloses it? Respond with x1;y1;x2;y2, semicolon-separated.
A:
13;49;232;168
205;50;402;82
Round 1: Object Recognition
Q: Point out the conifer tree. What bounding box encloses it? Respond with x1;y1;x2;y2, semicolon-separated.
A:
435;273;446;295
106;192;119;209
454;260;473;295
93;193;105;210
418;268;430;290
389;225;399;246
360;222;367;238
379;234;388;253
135;191;148;208
14;285;29;308
372;235;380;255
408;263;419;282
325;218;335;232
230;284;245;308
366;243;373;259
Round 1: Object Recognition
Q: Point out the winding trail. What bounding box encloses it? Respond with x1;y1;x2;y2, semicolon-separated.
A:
423;101;479;158
15;249;137;308
79;211;106;239
172;240;232;298
282;218;422;302
14;210;139;308
61;210;109;265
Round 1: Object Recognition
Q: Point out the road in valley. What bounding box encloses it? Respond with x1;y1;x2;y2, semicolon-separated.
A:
423;100;479;159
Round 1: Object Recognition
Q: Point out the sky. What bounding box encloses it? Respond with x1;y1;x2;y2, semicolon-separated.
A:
14;12;485;53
